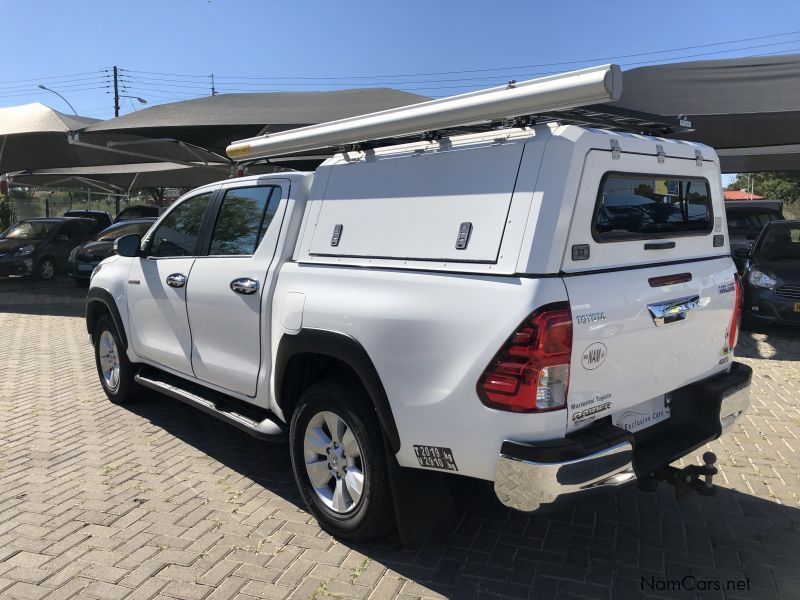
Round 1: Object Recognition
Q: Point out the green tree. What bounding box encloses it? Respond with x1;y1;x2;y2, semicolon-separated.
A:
727;171;800;218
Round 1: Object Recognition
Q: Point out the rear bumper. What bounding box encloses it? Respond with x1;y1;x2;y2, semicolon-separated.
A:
494;362;752;511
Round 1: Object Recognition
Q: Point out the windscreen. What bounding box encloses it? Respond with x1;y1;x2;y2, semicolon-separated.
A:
755;223;800;259
2;221;57;240
96;221;154;241
594;174;712;241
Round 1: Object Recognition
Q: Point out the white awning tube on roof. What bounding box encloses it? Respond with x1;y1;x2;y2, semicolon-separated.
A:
227;64;622;161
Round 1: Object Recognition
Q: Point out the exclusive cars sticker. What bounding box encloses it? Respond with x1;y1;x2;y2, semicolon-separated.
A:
581;342;607;369
718;282;735;294
614;394;671;433
576;312;606;325
413;445;458;471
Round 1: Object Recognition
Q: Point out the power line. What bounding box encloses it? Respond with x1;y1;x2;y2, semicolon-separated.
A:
124;28;800;81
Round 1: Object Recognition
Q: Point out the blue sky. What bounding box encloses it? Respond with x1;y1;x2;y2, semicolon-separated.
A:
3;0;799;184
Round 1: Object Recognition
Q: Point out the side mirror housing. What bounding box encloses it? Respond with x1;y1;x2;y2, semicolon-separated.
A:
734;248;751;258
114;234;142;257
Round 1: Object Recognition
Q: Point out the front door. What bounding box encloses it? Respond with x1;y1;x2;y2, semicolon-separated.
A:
186;182;286;397
127;191;214;375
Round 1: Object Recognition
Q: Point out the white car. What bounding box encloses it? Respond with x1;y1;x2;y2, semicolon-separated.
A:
86;65;751;542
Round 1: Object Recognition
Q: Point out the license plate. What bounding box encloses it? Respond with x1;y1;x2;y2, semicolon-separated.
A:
613;394;671;433
795;303;800;312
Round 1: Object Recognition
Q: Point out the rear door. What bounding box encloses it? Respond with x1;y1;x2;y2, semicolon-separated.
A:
561;150;737;433
186;181;287;397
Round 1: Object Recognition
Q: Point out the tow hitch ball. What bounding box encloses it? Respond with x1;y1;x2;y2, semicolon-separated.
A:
639;452;718;498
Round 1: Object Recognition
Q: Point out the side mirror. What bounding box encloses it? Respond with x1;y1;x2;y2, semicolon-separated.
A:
734;248;751;258
114;234;142;257
56;234;69;242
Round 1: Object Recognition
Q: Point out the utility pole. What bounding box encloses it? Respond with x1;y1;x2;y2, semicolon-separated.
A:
113;65;120;117
211;74;217;96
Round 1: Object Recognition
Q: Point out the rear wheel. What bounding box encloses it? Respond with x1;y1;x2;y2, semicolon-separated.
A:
35;256;56;280
289;379;394;541
93;315;139;404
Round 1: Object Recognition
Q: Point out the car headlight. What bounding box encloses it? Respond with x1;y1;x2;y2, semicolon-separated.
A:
14;245;34;257
748;269;777;289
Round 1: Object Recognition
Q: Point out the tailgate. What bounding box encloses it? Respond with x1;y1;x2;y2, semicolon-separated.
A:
564;257;737;432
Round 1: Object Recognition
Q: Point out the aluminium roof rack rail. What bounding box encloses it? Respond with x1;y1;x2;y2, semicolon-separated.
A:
227;64;691;164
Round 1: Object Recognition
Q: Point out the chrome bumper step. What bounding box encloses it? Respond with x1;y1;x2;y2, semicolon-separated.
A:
134;368;287;443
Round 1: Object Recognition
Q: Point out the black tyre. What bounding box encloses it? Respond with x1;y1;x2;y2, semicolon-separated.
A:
289;378;394;541
35;255;56;280
93;314;139;404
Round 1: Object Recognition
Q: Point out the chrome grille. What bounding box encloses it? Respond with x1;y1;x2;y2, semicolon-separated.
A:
776;285;800;300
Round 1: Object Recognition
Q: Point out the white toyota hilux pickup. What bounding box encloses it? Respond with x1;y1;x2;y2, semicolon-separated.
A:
86;65;752;542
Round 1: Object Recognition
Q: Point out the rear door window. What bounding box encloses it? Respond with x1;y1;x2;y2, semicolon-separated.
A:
594;173;713;241
208;186;281;256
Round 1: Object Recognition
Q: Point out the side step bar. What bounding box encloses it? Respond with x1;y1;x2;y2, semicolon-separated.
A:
134;368;287;443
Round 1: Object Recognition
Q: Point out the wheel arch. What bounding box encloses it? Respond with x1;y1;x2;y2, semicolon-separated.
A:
275;329;401;453
86;288;128;349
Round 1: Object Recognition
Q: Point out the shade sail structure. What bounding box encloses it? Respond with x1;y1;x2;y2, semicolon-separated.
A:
7;162;235;192
613;54;800;172
0;102;225;173
80;88;431;155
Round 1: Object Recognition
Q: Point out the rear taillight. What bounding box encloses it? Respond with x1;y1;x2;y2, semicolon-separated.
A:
728;275;743;351
478;302;572;413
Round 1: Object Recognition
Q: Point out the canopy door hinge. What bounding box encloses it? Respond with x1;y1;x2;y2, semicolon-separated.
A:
656;144;665;164
695;149;703;167
610;139;621;160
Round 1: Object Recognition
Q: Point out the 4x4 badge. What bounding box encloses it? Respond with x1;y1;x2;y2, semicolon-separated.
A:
581;342;607;370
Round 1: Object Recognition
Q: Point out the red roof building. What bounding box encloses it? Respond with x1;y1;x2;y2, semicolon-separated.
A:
724;190;764;200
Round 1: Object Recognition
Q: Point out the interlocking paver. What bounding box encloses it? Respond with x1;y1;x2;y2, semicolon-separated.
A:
1;279;800;599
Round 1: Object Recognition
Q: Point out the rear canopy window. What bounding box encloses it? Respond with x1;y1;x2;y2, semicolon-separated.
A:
594;173;713;241
725;208;781;232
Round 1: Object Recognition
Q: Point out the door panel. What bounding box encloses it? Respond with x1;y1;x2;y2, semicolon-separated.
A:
187;183;286;397
126;190;215;375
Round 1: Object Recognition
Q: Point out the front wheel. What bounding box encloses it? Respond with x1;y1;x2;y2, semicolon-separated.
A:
289;379;394;541
93;314;139;404
35;256;56;280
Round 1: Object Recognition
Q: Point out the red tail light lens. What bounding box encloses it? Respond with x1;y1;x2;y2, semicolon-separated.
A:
478;302;573;413
728;275;742;351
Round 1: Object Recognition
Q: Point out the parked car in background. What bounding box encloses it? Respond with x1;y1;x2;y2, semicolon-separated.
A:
63;209;113;231
0;217;99;279
725;200;784;271
738;220;800;326
68;218;156;285
114;205;160;223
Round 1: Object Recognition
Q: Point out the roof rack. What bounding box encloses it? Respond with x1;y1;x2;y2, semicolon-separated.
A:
227;64;691;163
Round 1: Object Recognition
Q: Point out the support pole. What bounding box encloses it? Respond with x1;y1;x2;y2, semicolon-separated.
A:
113;66;120;117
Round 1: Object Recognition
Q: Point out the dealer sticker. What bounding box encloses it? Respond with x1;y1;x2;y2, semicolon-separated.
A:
413;445;458;471
614;394;671;433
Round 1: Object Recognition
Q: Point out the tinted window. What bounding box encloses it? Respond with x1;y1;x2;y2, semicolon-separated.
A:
117;206;159;221
209;187;280;256
594;174;713;241
149;193;212;257
726;209;780;232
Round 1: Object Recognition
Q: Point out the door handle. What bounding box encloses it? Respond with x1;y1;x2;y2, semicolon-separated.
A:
166;273;187;288
647;295;700;327
230;277;259;295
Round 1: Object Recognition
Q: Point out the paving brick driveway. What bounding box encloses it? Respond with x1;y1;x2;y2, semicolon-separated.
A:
0;278;799;600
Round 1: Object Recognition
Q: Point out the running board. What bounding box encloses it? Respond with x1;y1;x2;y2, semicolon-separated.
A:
134;368;287;443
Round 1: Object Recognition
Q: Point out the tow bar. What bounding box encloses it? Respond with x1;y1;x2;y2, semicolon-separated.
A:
639;451;718;499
